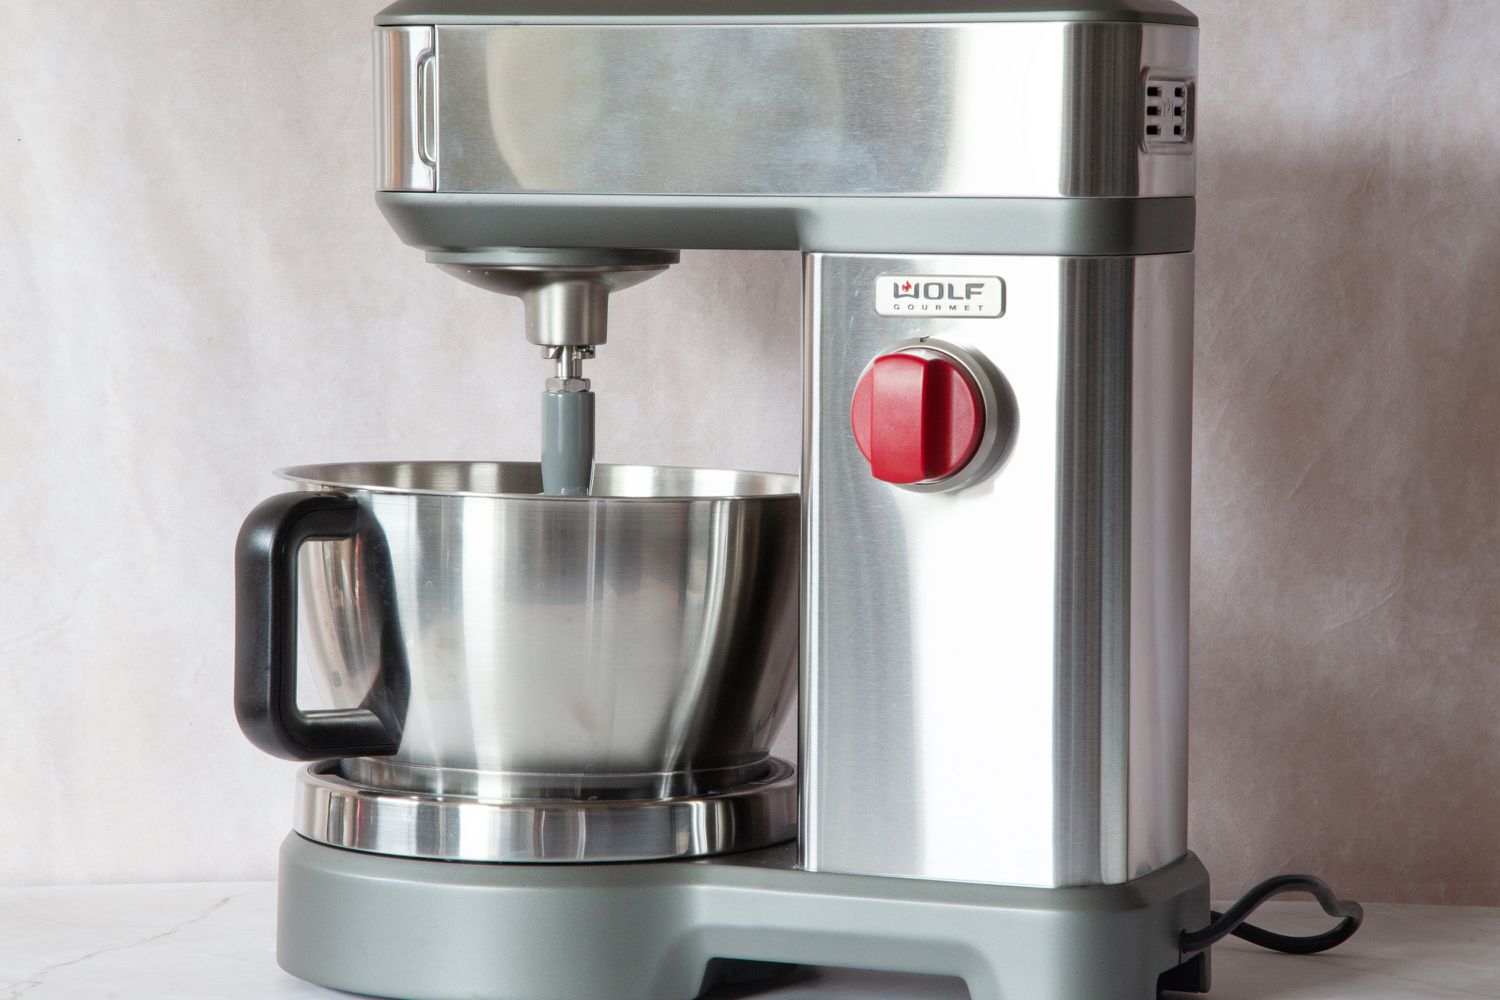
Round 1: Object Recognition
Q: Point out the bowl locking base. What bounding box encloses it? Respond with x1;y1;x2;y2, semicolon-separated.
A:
293;757;798;862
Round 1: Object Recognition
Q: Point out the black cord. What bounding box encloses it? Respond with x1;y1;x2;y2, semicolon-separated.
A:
1181;873;1364;956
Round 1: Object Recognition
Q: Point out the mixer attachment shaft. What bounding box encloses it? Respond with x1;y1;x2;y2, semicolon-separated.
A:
541;346;595;496
425;248;678;496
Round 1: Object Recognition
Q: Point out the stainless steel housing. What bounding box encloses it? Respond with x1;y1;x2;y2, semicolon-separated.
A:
286;462;800;817
803;252;1193;887
438;23;1192;197
372;4;1197;256
358;0;1199;894
375;13;1195;199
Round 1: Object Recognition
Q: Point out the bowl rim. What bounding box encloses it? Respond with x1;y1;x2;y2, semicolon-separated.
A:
275;460;801;501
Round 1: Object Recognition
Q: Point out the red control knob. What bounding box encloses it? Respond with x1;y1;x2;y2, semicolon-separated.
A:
850;350;984;485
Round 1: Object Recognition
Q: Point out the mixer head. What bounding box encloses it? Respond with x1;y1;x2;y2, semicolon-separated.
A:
425;247;680;496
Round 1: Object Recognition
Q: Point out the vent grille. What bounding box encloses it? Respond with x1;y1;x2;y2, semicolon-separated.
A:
1143;75;1193;152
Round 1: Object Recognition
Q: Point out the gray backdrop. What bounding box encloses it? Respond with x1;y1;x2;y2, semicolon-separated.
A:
1;0;1496;904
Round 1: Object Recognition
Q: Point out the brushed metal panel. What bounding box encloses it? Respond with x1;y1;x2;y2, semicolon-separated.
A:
802;252;1191;887
1126;251;1192;877
1053;256;1136;885
431;22;1195;197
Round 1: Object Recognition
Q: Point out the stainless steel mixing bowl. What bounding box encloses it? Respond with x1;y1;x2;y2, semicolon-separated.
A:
234;462;799;804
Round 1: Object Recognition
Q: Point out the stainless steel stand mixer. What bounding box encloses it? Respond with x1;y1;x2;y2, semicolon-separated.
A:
232;2;1362;997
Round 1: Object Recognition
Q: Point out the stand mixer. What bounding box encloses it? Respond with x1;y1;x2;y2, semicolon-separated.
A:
232;2;1359;997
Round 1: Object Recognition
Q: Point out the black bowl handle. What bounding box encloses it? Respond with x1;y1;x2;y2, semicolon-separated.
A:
234;491;401;760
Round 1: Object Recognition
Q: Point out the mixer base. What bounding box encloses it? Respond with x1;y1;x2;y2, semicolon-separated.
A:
278;834;1211;1000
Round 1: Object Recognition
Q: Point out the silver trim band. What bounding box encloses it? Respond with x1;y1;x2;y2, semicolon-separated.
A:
375;0;1198;28
293;758;798;863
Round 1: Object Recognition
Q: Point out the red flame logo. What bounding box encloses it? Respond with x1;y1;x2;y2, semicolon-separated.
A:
901;281;913;292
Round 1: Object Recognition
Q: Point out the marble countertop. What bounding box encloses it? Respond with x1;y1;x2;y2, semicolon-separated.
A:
1;883;1496;999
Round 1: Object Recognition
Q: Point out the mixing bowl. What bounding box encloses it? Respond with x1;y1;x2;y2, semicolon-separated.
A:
235;461;799;803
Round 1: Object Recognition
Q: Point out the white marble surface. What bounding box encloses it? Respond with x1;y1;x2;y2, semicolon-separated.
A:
0;887;1496;1000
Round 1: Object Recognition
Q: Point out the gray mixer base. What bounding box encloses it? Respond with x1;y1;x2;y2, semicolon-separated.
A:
278;834;1211;1000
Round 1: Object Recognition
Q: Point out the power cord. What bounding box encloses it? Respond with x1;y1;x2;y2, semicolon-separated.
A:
1181;873;1365;956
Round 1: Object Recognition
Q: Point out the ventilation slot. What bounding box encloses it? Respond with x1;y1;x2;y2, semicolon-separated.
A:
1143;76;1192;151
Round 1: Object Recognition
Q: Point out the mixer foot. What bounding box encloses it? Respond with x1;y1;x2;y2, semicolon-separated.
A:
277;834;1210;1000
